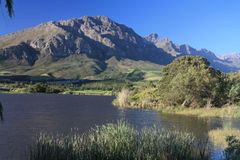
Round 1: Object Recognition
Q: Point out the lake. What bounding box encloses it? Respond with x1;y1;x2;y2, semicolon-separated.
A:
0;93;240;160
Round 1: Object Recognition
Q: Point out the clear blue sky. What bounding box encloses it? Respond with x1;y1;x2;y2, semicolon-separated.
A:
0;0;239;55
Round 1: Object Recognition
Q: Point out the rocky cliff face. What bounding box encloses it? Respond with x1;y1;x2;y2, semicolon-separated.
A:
0;16;173;65
0;16;238;79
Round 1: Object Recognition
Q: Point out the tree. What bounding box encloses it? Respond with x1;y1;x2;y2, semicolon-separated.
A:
1;0;14;17
156;56;228;107
228;73;240;104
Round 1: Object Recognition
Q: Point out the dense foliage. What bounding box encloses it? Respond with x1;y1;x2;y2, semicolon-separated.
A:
0;80;127;95
28;121;209;160
225;136;240;160
121;56;239;108
156;56;228;107
126;69;145;81
228;73;240;105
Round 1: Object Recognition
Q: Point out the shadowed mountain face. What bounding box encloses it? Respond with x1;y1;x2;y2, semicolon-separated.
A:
145;33;240;72
0;16;239;79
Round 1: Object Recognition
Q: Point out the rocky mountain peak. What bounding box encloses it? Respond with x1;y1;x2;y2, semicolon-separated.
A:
220;53;240;61
0;15;238;79
145;34;179;56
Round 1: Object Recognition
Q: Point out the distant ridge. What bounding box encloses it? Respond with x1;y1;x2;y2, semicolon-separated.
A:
145;33;240;72
0;16;239;79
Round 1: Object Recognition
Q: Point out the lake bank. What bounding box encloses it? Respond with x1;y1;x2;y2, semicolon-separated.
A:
113;100;240;118
0;89;113;96
0;80;125;96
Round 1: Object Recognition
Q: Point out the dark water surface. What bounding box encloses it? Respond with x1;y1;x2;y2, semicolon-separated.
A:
0;93;240;160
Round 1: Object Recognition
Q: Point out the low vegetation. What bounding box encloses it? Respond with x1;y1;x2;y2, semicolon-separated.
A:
225;136;240;160
0;80;127;96
113;88;131;107
27;121;209;160
209;128;240;147
114;56;240;118
157;105;240;118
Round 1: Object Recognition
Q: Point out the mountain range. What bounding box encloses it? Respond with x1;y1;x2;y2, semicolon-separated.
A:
0;16;239;79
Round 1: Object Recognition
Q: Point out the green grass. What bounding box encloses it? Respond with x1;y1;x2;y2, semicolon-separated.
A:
27;121;209;160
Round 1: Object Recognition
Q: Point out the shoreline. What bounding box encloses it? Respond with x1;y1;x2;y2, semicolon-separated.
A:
0;90;114;96
113;101;240;118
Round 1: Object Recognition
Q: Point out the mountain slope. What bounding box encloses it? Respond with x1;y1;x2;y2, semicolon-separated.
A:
0;16;239;79
0;16;172;79
220;53;240;68
145;33;240;72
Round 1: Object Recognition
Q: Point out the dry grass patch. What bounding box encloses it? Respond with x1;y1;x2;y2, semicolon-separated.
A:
208;128;240;147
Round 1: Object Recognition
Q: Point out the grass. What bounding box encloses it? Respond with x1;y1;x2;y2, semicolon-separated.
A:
114;95;240;118
113;88;131;107
27;121;209;160
157;105;240;118
208;128;240;147
62;90;113;96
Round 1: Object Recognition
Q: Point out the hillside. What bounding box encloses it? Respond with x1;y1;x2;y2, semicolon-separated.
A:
145;33;240;72
0;16;239;79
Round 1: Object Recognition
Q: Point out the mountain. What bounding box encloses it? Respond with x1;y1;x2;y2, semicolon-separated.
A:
0;16;173;79
0;16;239;79
145;33;240;72
219;53;240;68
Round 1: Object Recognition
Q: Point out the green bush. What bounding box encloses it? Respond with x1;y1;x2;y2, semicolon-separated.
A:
127;56;229;108
27;121;209;160
228;83;240;104
29;83;63;93
126;69;145;81
225;136;240;160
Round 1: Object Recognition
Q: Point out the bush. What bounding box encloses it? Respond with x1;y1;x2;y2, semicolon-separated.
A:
29;83;63;93
126;69;145;81
225;136;240;160
115;88;131;107
29;83;47;93
126;56;229;108
228;83;240;104
27;121;209;160
228;73;240;104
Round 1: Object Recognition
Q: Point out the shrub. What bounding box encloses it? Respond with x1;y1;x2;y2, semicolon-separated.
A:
126;69;145;81
29;83;47;93
225;136;240;160
115;88;131;107
126;56;229;108
228;82;240;104
158;56;228;107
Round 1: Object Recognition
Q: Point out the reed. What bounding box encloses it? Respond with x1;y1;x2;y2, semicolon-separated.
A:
27;121;209;160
